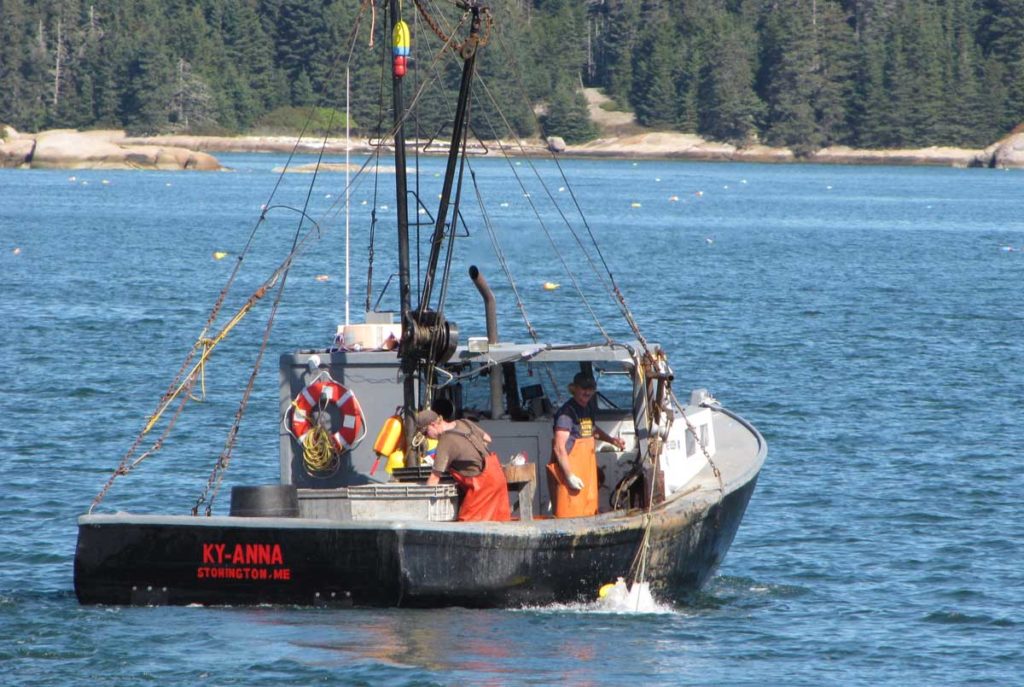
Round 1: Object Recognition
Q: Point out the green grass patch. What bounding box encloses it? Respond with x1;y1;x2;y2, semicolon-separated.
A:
599;100;631;114
251;106;352;137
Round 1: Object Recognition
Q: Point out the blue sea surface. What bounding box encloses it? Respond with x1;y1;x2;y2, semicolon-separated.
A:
1;154;1022;685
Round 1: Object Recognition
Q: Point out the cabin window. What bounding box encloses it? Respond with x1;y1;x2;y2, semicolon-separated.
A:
589;362;633;411
448;358;634;419
519;360;633;413
448;364;497;418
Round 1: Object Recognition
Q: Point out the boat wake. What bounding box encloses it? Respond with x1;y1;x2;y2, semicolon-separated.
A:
592;580;673;614
519;581;677;615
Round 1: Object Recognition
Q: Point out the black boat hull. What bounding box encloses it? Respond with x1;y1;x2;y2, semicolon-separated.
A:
74;476;758;608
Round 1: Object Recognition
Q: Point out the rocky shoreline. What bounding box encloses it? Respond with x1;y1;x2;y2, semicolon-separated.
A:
0;127;221;171
560;132;1024;168
3;124;1023;170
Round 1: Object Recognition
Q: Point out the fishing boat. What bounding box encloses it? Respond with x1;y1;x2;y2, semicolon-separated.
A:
74;0;765;608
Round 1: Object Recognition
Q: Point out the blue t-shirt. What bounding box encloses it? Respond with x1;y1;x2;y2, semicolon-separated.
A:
553;399;594;454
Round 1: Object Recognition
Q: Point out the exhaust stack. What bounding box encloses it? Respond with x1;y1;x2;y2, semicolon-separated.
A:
469;265;503;418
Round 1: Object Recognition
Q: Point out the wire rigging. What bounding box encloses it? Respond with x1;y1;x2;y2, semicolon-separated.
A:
91;3;378;512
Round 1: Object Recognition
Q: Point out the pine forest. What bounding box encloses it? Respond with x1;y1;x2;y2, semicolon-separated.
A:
1;0;1023;152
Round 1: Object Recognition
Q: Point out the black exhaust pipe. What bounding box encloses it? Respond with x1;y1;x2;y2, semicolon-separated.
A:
469;265;503;417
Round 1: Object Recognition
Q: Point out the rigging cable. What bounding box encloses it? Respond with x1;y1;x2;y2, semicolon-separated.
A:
406;49;550;351
486;21;634;339
470;28;614;343
402;4;606;400
550;153;651;354
91;2;376;513
194;3;380;515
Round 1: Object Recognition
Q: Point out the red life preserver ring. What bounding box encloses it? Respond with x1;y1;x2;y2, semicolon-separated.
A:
290;379;365;452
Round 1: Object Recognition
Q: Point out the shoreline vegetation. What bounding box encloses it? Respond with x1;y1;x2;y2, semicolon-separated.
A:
4;88;1023;172
5;2;1024;173
3;126;1023;171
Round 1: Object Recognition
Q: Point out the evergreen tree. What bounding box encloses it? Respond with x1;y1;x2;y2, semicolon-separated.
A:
815;1;859;146
899;1;947;145
630;12;678;129
942;0;989;145
291;69;315;107
2;0;1023;147
121;28;174;134
20;13;53;131
526;0;589;100
275;0;328;95
849;28;888;147
759;0;823;152
597;0;641;109
542;76;597;143
676;43;702;133
980;0;1024;131
698;10;763;144
0;0;31;128
88;33;122;127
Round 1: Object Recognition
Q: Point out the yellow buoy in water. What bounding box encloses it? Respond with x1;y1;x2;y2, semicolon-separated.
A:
213;251;228;260
598;582;616;599
543;282;560;291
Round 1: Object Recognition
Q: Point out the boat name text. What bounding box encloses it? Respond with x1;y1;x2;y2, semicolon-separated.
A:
197;542;290;581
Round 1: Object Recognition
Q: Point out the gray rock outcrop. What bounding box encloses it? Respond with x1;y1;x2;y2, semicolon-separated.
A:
974;131;1024;169
0;131;35;167
0;128;221;170
546;136;566;153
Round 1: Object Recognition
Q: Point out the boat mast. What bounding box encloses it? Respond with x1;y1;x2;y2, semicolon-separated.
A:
417;1;482;313
389;0;415;416
345;66;351;327
393;0;483;424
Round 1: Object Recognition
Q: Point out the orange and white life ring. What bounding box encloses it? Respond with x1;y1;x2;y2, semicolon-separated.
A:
290;379;365;452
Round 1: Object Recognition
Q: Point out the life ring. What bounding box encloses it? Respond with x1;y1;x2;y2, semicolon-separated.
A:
290;379;365;452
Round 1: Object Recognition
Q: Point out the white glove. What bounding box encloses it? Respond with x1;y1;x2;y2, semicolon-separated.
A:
566;473;585;491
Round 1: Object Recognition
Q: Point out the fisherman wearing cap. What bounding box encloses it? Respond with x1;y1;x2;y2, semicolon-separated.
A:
547;371;626;517
417;409;511;522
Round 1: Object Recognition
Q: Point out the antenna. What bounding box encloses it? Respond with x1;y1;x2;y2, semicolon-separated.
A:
345;66;351;326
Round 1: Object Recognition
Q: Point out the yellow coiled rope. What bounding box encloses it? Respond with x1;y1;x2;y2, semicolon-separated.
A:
299;420;339;476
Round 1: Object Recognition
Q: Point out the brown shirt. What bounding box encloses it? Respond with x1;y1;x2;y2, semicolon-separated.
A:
433;419;489;477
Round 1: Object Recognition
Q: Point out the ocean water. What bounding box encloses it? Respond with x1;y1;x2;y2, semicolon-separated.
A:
1;153;1022;686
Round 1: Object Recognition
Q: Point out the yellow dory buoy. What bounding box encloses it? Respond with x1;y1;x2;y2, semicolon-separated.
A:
212;251;228;260
598;576;627;600
385;449;406;474
543;282;560;291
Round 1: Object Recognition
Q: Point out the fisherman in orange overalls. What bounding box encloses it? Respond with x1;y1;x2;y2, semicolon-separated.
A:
547;372;626;517
418;410;511;522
